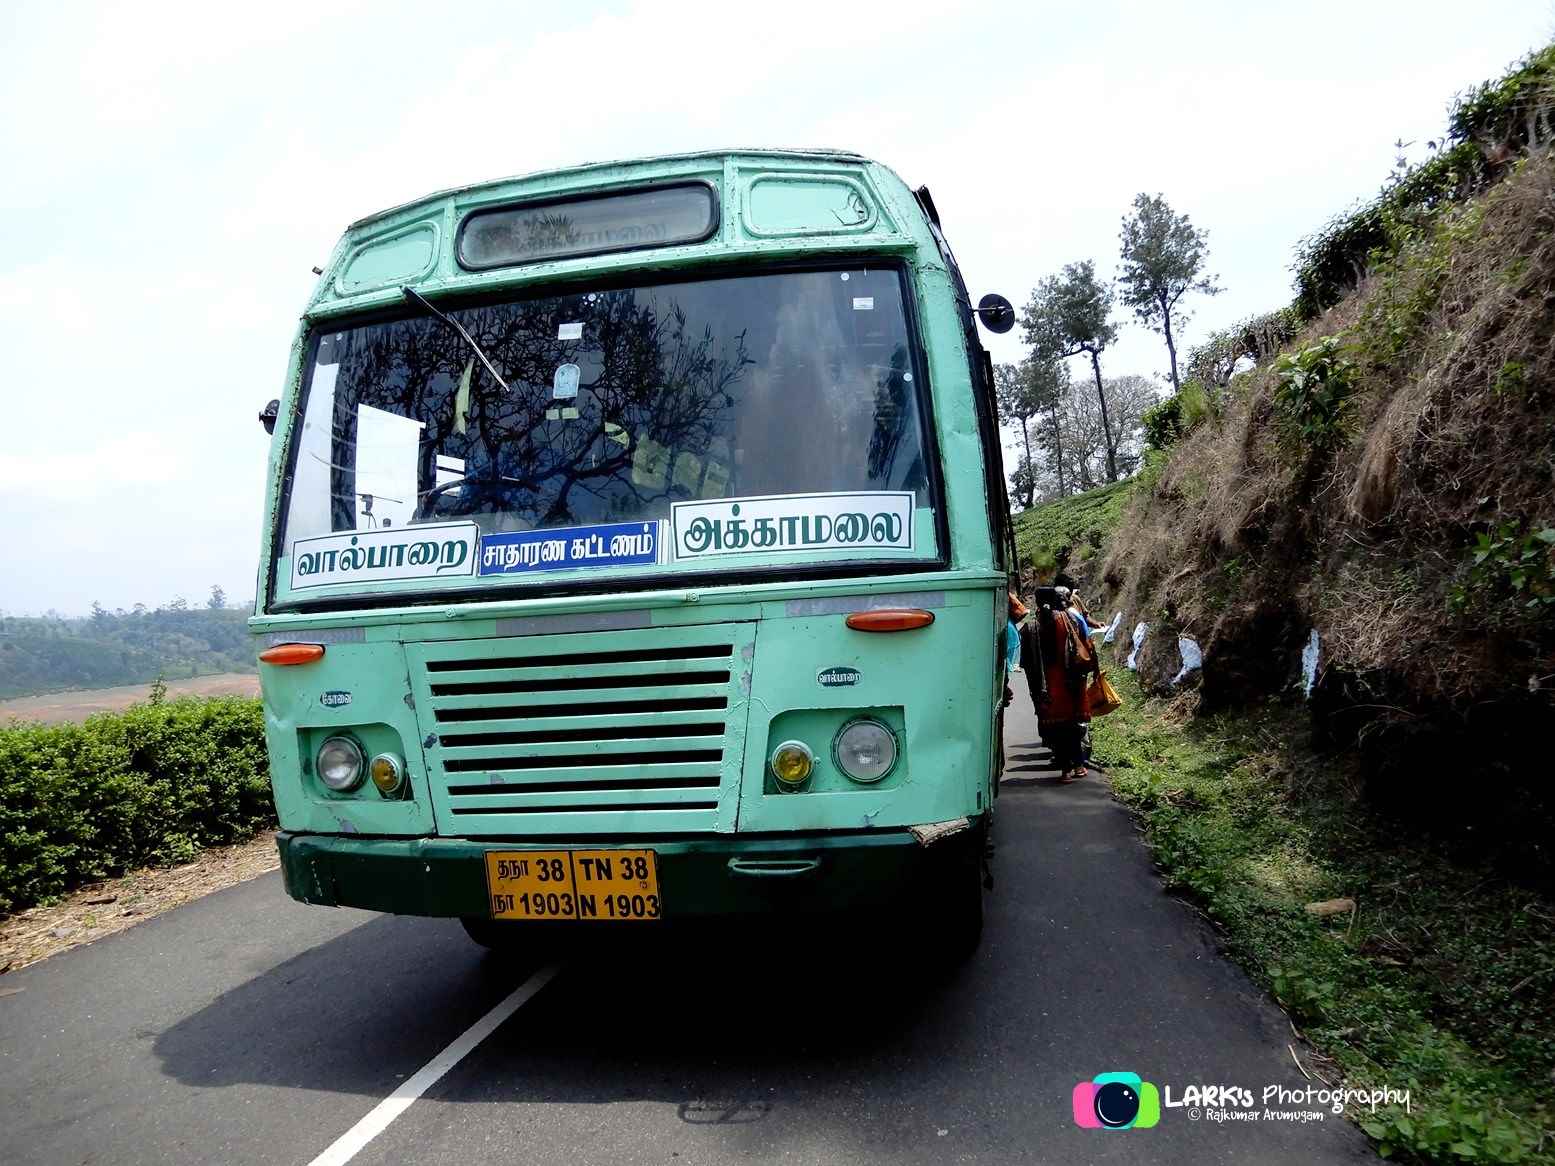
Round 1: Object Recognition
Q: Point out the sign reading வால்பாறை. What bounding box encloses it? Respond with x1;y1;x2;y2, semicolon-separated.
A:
670;492;915;559
289;522;479;589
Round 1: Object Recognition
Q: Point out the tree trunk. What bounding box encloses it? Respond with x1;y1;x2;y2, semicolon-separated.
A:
1048;405;1067;496
1018;415;1036;509
1161;293;1181;394
1088;349;1118;482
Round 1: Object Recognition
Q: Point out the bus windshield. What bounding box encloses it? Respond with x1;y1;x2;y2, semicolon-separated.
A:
275;265;938;600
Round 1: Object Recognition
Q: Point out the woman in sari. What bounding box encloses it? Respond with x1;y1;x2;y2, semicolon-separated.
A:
1021;588;1098;783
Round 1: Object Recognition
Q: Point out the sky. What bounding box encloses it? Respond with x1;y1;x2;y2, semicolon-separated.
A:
0;0;1550;616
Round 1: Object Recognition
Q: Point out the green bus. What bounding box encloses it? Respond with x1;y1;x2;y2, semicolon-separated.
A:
254;149;1015;953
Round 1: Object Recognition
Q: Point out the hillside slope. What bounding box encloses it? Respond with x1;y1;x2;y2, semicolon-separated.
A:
0;607;255;700
1099;119;1555;871
1011;479;1134;587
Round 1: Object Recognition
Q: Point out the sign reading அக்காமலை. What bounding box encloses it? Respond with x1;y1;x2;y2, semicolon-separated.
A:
670;492;915;559
289;522;479;589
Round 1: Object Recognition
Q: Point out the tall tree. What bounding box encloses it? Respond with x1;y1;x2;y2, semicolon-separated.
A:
1021;262;1121;482
207;584;227;610
997;358;1074;503
1117;193;1220;393
994;362;1039;508
1029;359;1072;497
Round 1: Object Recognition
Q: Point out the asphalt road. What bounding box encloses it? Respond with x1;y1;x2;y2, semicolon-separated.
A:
0;682;1374;1165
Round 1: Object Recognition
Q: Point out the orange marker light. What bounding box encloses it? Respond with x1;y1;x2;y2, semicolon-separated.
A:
258;642;326;665
844;608;936;633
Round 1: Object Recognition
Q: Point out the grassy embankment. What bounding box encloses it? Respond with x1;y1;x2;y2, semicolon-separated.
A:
1092;668;1553;1163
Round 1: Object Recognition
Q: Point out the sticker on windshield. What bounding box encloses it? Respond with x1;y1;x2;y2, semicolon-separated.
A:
290;522;478;590
671;492;915;559
552;363;580;399
557;321;583;340
479;520;664;576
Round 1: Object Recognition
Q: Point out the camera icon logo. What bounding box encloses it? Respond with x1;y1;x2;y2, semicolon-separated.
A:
1072;1071;1161;1129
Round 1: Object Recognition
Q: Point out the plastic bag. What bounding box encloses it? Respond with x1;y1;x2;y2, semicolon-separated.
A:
1088;670;1123;717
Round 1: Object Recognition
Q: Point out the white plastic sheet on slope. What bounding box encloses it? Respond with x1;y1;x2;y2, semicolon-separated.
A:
1301;629;1321;698
1102;611;1124;644
1171;636;1203;686
1127;622;1148;670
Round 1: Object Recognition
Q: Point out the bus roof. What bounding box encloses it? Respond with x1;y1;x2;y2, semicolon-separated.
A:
308;148;934;320
349;147;873;229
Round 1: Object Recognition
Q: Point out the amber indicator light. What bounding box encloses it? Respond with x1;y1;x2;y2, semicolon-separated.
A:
843;609;935;633
259;643;327;665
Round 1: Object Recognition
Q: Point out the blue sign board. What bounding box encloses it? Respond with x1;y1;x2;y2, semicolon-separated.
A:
478;520;662;576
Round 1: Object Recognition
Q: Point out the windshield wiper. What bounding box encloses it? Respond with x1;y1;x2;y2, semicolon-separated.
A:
400;286;512;393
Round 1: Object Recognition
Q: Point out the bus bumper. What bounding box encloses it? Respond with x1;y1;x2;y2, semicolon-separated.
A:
274;821;984;920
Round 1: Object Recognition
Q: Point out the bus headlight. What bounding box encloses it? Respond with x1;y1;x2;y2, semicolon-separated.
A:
317;736;365;791
833;719;897;784
369;752;406;796
770;740;815;788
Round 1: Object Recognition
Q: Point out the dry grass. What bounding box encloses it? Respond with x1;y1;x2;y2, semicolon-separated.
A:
1103;150;1555;712
0;832;279;974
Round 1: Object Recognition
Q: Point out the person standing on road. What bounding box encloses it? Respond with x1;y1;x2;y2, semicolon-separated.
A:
1063;588;1109;639
1006;589;1028;671
1021;587;1097;783
1003;589;1030;708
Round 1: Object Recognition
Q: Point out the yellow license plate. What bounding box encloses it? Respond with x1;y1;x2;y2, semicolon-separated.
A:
483;849;661;922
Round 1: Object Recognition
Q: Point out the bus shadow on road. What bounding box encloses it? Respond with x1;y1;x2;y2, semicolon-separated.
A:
151;911;980;1105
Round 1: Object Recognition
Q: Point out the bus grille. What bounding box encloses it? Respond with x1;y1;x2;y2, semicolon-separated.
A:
406;623;755;836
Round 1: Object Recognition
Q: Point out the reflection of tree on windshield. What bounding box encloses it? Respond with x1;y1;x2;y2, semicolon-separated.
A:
868;343;912;482
296;269;935;548
326;290;752;532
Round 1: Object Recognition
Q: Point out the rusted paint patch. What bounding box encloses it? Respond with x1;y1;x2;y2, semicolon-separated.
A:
910;817;971;846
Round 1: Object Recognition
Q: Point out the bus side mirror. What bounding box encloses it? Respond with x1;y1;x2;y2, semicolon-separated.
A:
974;294;1015;334
259;399;280;435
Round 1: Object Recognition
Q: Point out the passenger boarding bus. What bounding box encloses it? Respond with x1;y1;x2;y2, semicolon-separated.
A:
254;150;1016;954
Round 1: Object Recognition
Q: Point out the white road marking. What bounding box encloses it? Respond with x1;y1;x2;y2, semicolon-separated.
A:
307;963;563;1166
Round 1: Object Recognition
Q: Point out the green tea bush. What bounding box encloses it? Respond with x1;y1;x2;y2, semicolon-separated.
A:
1140;395;1183;452
1272;336;1358;450
0;697;272;913
1292;43;1555;321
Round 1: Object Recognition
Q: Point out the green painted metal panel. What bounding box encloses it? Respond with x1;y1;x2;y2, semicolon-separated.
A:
426;709;723;737
425;682;730;711
259;640;438;837
736;592;996;832
437;736;725;763
744;174;880;236
337;221;438;294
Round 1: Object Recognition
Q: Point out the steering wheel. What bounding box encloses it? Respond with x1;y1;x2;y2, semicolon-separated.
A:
415;476;524;521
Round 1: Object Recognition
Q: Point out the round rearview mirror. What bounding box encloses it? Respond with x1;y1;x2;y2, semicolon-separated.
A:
259;399;280;435
976;293;1015;334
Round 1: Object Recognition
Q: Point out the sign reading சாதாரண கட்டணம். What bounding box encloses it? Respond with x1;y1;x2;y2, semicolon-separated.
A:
670;492;915;559
478;520;663;575
289;522;479;589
